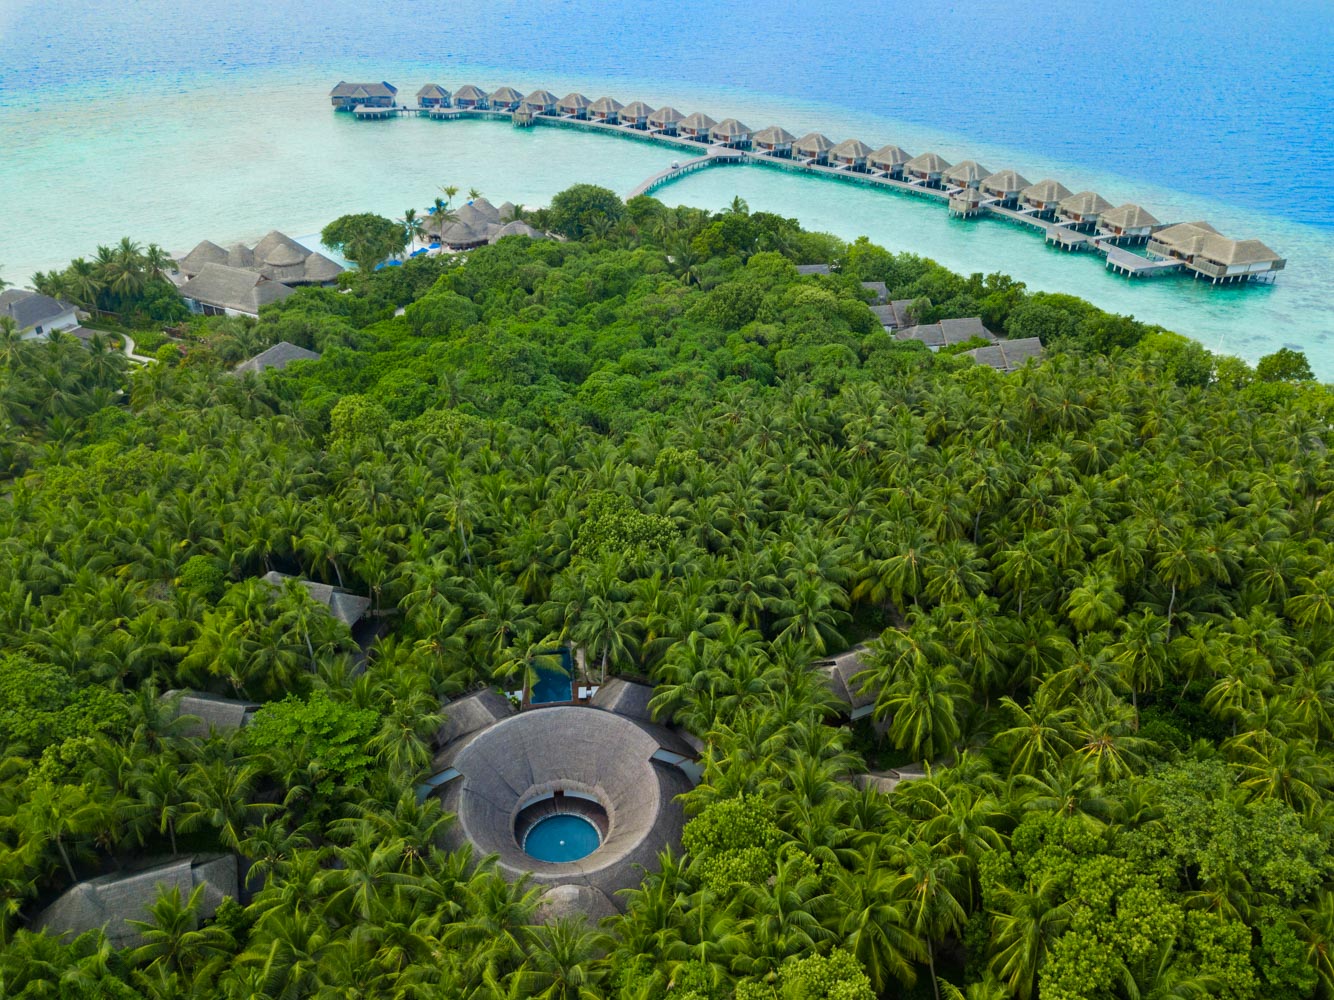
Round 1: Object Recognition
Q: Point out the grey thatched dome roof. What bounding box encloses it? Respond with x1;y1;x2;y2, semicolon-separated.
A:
535;883;619;926
589;678;657;722
176;240;229;276
1058;190;1114;215
490;86;524;103
454;84;487;102
524;89;559;106
434;706;694;905
711;118;752;138
560;92;592;109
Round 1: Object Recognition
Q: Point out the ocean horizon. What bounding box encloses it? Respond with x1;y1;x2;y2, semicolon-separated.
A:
2;1;1331;372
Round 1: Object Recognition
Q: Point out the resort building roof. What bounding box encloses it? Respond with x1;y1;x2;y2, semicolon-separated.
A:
260;570;370;626
490;86;524;103
753;125;797;145
830;138;874;159
560;92;592;110
34;855;237;948
679;112;717;130
944;159;991;185
981;169;1031;195
436;689;516;749
648;105;684;126
523;89;560;106
796;263;833;275
1021;178;1073;204
861;280;889;304
589;96;625;114
870;299;917;329
711;117;752;138
0;288;75;333
231;341;320;376
967;337;1046;372
161;690;260;737
535;884;618;926
1151;221;1223;255
817;646;876;718
417;84;451;99
1059;190;1114;216
454;84;488;103
870;144;911;168
1100;203;1160;229
905;151;952;173
180;264;295;317
589;678;657;722
621;101;654;119
793;132;835;155
330;81;396;99
896;316;996;349
178;232;342;285
490;220;545;242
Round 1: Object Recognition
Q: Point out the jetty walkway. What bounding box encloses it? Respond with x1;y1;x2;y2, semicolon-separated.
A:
332;83;1286;285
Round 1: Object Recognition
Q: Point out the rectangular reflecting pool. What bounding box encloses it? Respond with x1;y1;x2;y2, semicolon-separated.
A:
530;648;575;704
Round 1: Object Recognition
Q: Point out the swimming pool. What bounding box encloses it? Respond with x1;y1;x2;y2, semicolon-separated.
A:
530;648;575;704
523;814;601;863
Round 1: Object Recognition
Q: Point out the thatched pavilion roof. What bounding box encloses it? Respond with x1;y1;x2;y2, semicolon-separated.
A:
753;125;796;145
161;690;259;737
711;118;752;138
330;81;396;98
1021;178;1073;203
793;132;835;155
1100;203;1160;229
830;138;874;160
417;84;450;99
679;112;717;131
437;689;516;748
981;169;1030;195
1058;190;1114;215
490;86;524;104
589;96;625;114
559;92;591;110
944;159;990;184
454;84;488;103
870;144;911;167
523;89;559;106
176;240;229;276
181;264;294;316
535;884;618;926
590;678;657;722
905;151;952;174
621;101;655;119
648;106;684;126
260;570;369;625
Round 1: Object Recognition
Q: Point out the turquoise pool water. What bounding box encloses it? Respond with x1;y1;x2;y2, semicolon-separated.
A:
524;814;600;863
530;648;575;704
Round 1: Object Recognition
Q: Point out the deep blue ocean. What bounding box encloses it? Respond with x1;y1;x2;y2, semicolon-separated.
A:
1;0;1331;370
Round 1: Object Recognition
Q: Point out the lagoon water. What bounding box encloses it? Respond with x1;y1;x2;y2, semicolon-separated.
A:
2;0;1331;371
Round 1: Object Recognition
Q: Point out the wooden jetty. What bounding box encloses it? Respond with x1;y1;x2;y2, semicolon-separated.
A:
333;81;1288;285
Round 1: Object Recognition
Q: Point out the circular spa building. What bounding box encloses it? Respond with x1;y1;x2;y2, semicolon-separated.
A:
427;682;699;917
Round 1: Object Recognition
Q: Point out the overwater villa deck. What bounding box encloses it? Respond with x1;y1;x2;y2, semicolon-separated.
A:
333;80;1288;284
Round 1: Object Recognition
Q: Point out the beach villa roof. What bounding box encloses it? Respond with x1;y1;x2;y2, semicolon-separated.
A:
905;151;951;174
454;84;487;103
417;84;450;99
621;100;655;119
34;856;237;949
590;678;658;723
1;288;75;332
523;89;559;106
261;570;371;626
648;105;684;126
439;221;488;247
225;243;255;269
1021;178;1073;203
232;341;321;375
180;263;295;316
559;92;592;110
967;337;1046;373
950;186;986;204
896;316;995;348
490;86;523;103
453;202;490;227
982;169;1030;194
817;646;877;716
793;132;835;155
944;159;990;184
467;198;502;223
1101;203;1160;229
830;138;874;160
330;81;397;99
490;220;545;242
711;117;752;138
589;96;625;114
680;111;717;131
870;144;911;167
536;884;619;927
753;125;796;145
162;690;260;737
254;230;317;268
437;689;516;748
176;239;229;275
1059;190;1114;215
181;233;340;285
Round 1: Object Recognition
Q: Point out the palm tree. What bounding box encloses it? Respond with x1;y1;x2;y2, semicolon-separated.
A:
834;839;926;993
441;184;460;207
879;659;970;761
467;187;482;200
401;207;425;247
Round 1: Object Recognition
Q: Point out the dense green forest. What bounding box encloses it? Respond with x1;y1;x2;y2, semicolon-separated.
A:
1;186;1332;1000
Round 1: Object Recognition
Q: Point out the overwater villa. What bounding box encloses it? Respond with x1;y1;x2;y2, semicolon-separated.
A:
830;138;874;171
522;89;560;114
621;101;655;128
711;118;753;148
453;85;489;109
949;185;988;217
944;159;990;189
648;105;684;134
589;96;625;123
1147;222;1286;282
793;132;835;164
416;84;451;109
753;125;796;156
490;86;524;111
1021;178;1073;216
981;169;1030;206
904;152;951;187
1057;190;1114;230
1099;203;1160;243
679;112;717;141
559;92;591;118
870;144;911;177
329;81;397;109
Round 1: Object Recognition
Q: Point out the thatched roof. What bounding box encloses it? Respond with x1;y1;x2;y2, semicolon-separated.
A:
467;198;502;224
590;678;657;722
180;264;294;316
589;96;625;114
950;186;985;204
490;86;523;104
620;101;654;119
869;144;911;167
437;689;516;748
34;855;237;948
895;317;995;348
861;280;889;303
711;118;752;138
796;263;833;275
434;707;694;903
439;221;487;247
905;151;951;174
417;84;450;99
176;239;229;276
680;112;717;131
967;337;1046;372
648;106;684;126
1058;190;1113;215
535;883;618;926
793;132;835;155
1151;221;1221;255
830;138;874;160
490;220;545;242
454;84;488;102
1021;178;1073;203
753;125;796;145
331;81;396;98
0;289;73;331
231;341;320;375
981;169;1030;195
161;690;259;737
817;646;876;714
944;159;990;184
260;571;370;626
559;92;592;110
225;243;254;269
1100;203;1160;229
523;89;559;106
